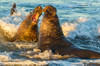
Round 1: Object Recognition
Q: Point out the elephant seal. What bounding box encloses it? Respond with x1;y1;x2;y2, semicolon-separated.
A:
11;3;17;16
38;5;100;59
11;6;42;42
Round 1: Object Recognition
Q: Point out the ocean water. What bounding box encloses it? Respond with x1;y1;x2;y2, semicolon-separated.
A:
0;0;100;66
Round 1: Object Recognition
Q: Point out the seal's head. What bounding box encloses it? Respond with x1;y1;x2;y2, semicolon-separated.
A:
13;3;16;8
30;6;42;24
42;5;57;17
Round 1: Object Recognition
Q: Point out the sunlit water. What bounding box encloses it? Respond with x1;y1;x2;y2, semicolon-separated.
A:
0;0;100;66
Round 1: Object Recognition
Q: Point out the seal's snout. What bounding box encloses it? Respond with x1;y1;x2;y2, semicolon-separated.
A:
31;6;42;23
42;9;45;12
37;6;42;9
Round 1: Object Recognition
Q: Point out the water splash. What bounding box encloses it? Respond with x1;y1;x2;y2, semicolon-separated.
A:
62;17;100;39
0;8;28;42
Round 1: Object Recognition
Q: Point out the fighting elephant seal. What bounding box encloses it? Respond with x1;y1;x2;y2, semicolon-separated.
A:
11;3;17;16
38;5;100;59
11;6;42;42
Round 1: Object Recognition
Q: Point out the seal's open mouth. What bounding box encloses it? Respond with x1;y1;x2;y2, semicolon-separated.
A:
32;13;39;22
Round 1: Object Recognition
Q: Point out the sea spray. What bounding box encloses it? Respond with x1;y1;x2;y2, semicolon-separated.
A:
20;49;75;60
0;8;29;42
62;17;100;39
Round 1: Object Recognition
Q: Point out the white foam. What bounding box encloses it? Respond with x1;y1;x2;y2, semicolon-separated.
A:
20;50;74;60
62;23;76;37
0;8;29;40
0;20;18;37
13;7;28;17
77;17;88;23
34;50;53;60
0;60;48;66
0;55;11;62
62;17;100;39
0;52;12;62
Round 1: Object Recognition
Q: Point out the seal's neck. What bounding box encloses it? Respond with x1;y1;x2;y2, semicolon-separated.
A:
39;13;65;51
40;13;64;40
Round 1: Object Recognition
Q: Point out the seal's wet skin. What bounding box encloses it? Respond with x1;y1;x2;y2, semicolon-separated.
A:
11;6;42;42
11;3;17;16
39;5;100;59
